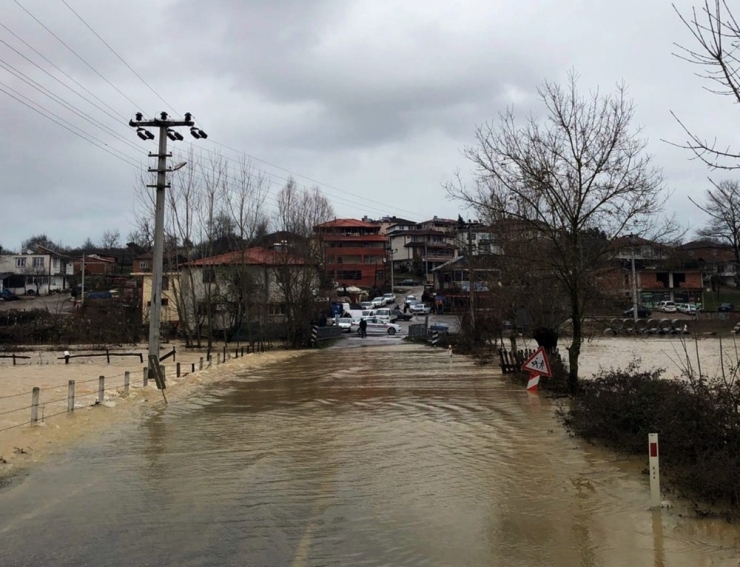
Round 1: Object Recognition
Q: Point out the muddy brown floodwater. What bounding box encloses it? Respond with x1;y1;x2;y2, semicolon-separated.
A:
1;341;739;566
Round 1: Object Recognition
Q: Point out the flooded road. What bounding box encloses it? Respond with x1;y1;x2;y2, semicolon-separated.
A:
1;341;739;566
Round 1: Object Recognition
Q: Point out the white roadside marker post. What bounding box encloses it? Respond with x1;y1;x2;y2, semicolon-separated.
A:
649;433;661;508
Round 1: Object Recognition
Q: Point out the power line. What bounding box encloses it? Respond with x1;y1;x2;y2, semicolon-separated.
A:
0;20;127;120
168;146;410;220
0;57;149;155
209;139;422;220
12;0;142;109
58;0;178;115
0;82;143;167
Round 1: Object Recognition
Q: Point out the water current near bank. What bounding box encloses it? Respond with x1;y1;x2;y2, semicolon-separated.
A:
1;341;739;566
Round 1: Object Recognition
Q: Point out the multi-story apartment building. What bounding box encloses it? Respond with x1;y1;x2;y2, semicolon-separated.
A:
314;219;387;289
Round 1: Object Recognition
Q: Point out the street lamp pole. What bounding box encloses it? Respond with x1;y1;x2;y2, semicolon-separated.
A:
387;247;395;292
628;234;638;324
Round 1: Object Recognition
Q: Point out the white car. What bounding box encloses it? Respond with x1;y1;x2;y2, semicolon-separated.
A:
335;317;354;332
405;294;417;305
360;301;374;310
371;297;386;308
658;301;677;313
678;304;698;315
382;292;396;304
354;317;403;335
409;302;431;314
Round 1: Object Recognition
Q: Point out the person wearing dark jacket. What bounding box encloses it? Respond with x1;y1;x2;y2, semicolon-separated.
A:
359;318;367;338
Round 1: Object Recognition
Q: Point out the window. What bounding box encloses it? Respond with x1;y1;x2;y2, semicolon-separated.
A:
139;260;149;271
161;276;169;291
338;270;361;280
203;267;216;283
32;257;44;268
15;258;26;268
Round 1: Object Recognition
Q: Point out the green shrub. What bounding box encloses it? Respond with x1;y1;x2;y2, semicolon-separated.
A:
562;364;740;510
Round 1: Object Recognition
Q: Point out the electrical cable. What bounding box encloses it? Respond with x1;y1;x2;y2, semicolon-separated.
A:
58;0;178;115
0;22;126;120
12;0;142;108
0;83;144;167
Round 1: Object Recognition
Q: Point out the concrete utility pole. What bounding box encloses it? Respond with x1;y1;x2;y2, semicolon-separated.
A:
129;112;207;375
467;226;476;335
628;234;639;324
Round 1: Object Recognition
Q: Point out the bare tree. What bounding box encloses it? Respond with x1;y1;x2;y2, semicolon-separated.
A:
100;229;121;250
673;1;740;169
691;179;740;282
273;178;335;347
447;73;669;392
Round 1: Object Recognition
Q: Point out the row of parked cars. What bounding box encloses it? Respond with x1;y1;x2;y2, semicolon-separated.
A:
623;301;702;318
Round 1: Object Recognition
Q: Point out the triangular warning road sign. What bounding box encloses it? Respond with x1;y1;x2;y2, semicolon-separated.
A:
521;347;552;377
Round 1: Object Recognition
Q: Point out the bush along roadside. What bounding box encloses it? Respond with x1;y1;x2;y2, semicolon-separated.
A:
559;362;740;516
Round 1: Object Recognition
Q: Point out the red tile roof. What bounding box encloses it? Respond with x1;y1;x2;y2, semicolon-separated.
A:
189;247;303;266
315;218;379;229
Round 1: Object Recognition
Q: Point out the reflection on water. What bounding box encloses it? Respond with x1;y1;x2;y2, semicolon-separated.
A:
1;342;740;566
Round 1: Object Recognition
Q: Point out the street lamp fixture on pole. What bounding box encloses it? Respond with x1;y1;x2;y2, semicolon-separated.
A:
129;111;206;378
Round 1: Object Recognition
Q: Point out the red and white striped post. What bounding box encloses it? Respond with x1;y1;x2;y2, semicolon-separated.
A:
648;433;660;508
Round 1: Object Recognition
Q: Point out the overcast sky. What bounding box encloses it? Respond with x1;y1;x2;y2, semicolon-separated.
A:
0;0;734;251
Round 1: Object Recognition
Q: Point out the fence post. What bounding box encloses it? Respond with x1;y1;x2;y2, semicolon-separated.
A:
67;380;75;412
160;365;166;385
217;353;221;364
199;357;204;370
31;387;40;424
12;353;16;366
191;363;195;373
143;366;148;387
176;362;181;378
124;371;130;396
106;349;110;364
98;376;105;403
241;347;244;357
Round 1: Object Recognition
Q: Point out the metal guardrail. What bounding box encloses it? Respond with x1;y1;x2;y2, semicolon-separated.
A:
408;324;428;339
313;326;344;342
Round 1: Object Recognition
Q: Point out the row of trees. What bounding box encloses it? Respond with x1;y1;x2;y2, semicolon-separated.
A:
448;1;740;392
131;150;334;349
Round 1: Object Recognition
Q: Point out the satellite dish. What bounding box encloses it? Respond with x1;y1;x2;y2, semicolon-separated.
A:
26;250;33;255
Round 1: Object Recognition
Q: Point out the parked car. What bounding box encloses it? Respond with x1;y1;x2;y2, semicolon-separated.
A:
371;297;386;308
354;318;403;335
382;292;396;304
677;303;699;315
623;305;651;318
1;289;19;301
409;302;431;314
657;301;677;313
428;322;449;332
360;301;374;310
335;317;354;332
719;303;735;312
405;294;417;305
390;308;413;322
399;279;418;286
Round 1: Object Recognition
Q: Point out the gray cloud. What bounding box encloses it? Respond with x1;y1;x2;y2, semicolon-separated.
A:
0;0;736;250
